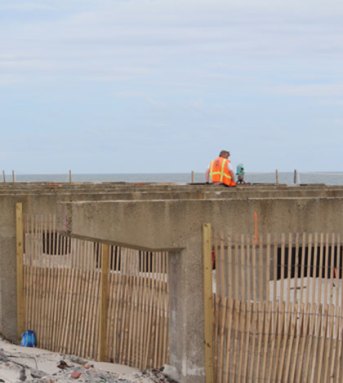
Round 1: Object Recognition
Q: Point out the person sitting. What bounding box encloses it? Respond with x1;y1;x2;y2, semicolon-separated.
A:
206;150;236;187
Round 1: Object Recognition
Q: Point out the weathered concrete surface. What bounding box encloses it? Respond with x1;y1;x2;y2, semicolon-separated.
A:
64;197;343;249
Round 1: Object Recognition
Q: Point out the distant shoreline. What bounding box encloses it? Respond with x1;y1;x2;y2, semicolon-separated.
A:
2;172;343;185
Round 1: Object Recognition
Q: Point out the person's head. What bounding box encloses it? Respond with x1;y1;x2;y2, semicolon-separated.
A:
219;150;230;159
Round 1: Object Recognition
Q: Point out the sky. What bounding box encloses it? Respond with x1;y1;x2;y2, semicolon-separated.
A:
1;0;343;174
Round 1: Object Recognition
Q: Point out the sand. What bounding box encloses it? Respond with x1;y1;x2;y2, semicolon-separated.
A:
0;338;174;383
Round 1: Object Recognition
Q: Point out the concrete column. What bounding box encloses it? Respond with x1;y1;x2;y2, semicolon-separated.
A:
0;199;18;342
168;237;205;383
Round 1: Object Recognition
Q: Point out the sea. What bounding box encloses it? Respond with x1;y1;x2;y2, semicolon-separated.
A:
4;171;343;185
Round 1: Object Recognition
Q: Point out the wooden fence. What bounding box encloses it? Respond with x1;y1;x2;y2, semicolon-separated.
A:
212;232;343;383
18;211;169;370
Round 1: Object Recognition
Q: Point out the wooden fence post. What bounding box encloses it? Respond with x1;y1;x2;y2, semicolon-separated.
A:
16;202;25;340
99;243;110;361
202;223;214;383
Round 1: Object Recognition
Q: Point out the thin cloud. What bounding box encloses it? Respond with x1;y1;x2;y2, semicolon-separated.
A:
272;83;343;97
1;0;343;83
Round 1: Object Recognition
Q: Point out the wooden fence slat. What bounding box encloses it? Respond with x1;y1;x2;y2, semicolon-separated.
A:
223;299;233;383
335;235;341;309
240;235;246;303
293;233;299;304
46;215;54;349
232;300;240;382
236;300;246;382
280;302;291;380
324;234;330;308
300;233;306;304
56;239;68;352
119;249;130;365
318;233;325;307
241;300;252;381
288;303;303;383
16;202;25;340
287;233;292;307
334;306;343;383
295;302;311;382
144;252;154;367
202;223;214;383
307;303;321;382
157;253;163;367
99;243;110;361
112;247;123;364
162;252;169;365
69;239;81;354
81;242;93;358
136;254;146;369
312;233;319;305
305;233;313;306
274;301;286;382
260;301;271;381
90;263;100;360
280;233;285;304
323;304;334;381
127;250;136;366
330;234;335;307
254;301;265;380
61;262;74;353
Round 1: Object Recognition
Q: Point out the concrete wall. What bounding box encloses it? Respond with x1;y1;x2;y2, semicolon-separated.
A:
64;197;343;248
1;183;343;382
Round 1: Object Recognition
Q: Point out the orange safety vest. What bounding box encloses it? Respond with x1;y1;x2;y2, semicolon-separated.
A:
209;157;236;187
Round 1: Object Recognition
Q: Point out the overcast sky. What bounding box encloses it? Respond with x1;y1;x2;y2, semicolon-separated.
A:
1;0;343;173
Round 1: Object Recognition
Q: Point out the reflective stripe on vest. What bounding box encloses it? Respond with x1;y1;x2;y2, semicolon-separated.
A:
209;157;232;186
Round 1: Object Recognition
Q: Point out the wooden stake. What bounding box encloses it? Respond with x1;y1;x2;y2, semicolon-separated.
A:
90;258;100;360
202;223;214;383
261;301;272;381
16;202;25;340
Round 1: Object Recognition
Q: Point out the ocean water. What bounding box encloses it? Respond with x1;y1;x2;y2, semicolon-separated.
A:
3;171;343;185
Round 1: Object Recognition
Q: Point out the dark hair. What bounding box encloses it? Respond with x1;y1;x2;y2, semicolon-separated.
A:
219;150;230;157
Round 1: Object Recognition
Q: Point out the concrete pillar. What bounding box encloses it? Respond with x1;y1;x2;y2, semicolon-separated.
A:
168;238;205;383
